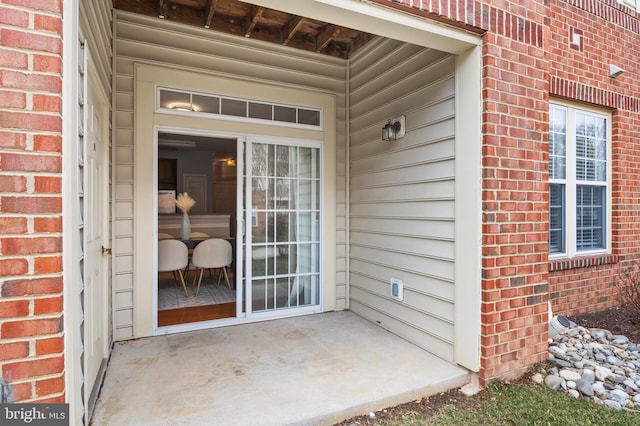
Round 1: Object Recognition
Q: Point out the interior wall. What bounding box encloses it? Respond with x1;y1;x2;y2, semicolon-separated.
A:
158;149;215;213
113;11;347;339
348;37;457;362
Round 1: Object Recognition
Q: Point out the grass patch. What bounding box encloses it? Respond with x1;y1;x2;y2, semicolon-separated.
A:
382;382;640;426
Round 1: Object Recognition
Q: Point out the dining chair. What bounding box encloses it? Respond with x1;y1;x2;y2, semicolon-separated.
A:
185;232;210;279
158;232;174;240
158;239;189;297
191;238;233;296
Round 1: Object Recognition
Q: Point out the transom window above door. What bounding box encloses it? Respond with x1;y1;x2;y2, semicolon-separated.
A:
157;87;322;129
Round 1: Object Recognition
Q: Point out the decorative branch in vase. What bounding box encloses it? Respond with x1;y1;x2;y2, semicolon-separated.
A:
175;192;196;240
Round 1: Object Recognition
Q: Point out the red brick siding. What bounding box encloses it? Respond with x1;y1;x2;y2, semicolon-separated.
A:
0;0;64;403
548;0;640;317
385;0;550;385
389;0;640;385
0;0;633;403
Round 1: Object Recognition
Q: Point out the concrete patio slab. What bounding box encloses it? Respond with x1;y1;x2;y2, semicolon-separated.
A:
91;311;470;425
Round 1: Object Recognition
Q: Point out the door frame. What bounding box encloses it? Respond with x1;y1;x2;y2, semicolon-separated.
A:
84;64;111;415
151;127;327;335
242;136;324;321
152;127;243;334
134;65;336;338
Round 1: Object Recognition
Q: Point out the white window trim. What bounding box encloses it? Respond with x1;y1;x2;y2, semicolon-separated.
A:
549;100;612;260
618;0;640;13
155;86;324;131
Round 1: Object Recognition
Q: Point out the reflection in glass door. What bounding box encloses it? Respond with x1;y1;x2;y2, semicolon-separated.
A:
243;140;321;316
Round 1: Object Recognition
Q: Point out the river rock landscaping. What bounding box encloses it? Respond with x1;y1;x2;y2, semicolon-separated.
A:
338;307;640;424
539;319;640;411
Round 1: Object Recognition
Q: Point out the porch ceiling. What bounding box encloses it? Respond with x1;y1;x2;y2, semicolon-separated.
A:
113;0;376;59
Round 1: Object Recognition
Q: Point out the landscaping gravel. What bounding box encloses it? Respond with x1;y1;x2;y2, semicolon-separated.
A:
541;319;640;411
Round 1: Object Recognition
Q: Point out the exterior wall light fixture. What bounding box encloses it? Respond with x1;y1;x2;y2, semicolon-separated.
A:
609;64;625;79
381;116;406;141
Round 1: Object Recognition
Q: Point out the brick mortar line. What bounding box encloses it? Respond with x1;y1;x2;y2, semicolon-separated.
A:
562;0;640;32
0;4;62;15
0;350;65;365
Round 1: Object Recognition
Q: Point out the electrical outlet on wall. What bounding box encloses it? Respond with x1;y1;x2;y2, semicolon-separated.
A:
390;277;403;301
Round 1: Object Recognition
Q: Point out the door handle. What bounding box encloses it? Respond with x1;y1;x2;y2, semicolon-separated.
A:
101;246;112;255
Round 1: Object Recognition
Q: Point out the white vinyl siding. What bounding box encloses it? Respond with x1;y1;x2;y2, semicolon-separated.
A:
113;11;349;339
348;38;457;362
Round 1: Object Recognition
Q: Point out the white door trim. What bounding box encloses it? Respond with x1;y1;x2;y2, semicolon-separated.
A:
151;127;328;336
84;63;111;413
62;15;84;425
134;66;336;338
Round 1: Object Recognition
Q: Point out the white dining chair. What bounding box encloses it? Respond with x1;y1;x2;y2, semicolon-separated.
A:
191;238;233;296
158;239;189;297
185;232;210;279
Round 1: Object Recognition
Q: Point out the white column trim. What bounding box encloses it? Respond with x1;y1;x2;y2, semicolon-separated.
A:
454;45;482;372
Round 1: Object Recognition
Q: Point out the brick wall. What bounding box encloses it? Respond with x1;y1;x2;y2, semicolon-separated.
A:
548;0;640;317
382;0;551;385
386;0;640;384
0;0;634;403
478;23;550;385
0;0;65;403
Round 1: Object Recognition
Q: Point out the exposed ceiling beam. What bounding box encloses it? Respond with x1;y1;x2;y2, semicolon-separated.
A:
204;0;220;29
112;0;376;59
283;15;305;46
316;24;340;52
244;6;264;37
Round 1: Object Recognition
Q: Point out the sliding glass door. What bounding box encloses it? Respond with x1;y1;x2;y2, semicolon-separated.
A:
241;138;321;317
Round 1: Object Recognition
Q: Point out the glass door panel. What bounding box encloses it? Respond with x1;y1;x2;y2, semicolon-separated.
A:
243;140;320;315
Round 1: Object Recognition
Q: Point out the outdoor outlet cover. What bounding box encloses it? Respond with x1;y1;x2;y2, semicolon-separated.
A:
390;278;403;301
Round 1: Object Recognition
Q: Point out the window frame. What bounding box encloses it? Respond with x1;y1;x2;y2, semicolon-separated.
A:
618;0;640;13
155;86;324;131
549;100;612;260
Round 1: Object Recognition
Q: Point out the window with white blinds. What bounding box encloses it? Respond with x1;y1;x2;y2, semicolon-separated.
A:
549;103;609;257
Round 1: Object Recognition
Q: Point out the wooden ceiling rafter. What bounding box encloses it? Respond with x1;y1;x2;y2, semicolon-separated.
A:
158;0;169;18
203;0;219;28
282;15;304;46
316;24;340;52
244;6;264;37
114;0;375;59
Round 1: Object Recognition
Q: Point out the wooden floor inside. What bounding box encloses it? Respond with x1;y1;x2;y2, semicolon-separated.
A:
157;302;236;327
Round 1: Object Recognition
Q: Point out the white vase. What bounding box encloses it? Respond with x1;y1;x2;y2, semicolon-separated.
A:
181;212;191;240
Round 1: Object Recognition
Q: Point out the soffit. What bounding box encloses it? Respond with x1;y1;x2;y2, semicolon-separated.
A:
113;0;376;59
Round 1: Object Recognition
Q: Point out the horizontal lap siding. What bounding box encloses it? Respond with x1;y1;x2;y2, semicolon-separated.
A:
113;12;349;338
80;1;112;92
348;38;456;362
113;56;135;340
